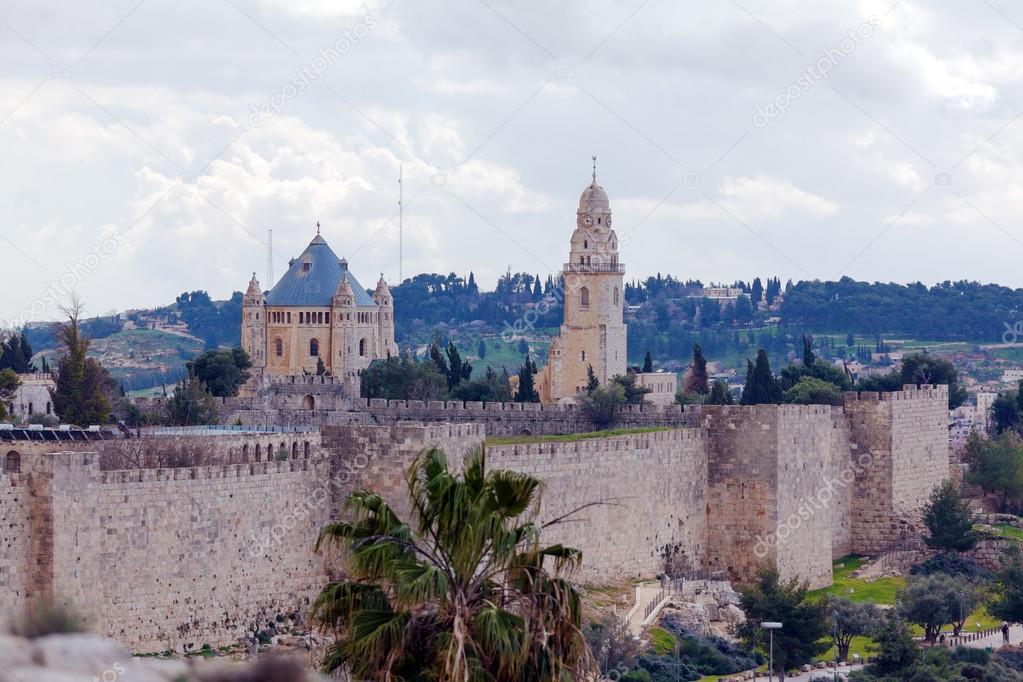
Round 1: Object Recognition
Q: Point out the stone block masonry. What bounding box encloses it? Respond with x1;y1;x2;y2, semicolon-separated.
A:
32;452;333;653
1;385;949;652
487;429;708;582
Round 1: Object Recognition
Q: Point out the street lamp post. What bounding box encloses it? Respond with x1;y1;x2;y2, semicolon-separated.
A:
762;622;783;682
958;591;965;640
831;610;839;682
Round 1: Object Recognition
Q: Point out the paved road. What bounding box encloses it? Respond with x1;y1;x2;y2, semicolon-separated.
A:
746;626;1023;682
959;623;1023;649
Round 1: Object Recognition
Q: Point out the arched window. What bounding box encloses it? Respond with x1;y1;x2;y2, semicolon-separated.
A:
303;395;315;410
304;441;310;457
310;339;319;357
28;402;33;415
359;338;368;357
275;338;283;357
4;451;20;474
580;287;589;307
242;444;249;461
267;443;273;459
46;402;51;415
292;442;298;458
255;444;262;461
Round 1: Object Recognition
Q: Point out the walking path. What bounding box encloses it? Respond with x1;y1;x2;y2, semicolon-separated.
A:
959;623;1023;649
625;583;671;635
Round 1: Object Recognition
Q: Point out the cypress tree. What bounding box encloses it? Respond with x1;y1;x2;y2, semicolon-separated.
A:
642;351;653;374
741;350;782;405
516;356;540;403
802;334;815;367
684;344;710;395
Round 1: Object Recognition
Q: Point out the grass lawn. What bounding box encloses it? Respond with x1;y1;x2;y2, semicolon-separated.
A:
808;556;906;605
487;427;671;446
991;524;1023;542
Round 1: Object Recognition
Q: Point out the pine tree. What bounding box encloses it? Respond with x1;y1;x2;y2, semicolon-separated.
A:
708;380;734;405
467;272;479;296
50;299;113;426
477;339;487;360
166;371;218;426
532;274;542;298
684;344;710;395
316;357;327;376
585;364;599;393
922;480;977;552
642;351;653;374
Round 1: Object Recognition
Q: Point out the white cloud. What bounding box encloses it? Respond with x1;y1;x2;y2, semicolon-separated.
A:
5;0;1023;322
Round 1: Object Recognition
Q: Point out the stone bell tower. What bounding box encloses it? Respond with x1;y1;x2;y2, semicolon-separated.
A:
242;273;266;370
539;160;627;402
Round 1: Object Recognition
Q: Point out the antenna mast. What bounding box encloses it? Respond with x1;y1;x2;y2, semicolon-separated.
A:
266;228;273;285
398;166;403;283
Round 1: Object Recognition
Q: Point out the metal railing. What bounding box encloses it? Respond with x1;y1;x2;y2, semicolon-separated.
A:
141;425;317;437
562;262;625;274
877;536;927;573
643;590;666;620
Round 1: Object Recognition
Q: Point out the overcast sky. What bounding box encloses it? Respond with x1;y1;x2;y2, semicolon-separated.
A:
2;0;1022;324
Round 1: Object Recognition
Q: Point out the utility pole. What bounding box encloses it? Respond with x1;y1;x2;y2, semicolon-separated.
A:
398;165;403;283
266;228;273;285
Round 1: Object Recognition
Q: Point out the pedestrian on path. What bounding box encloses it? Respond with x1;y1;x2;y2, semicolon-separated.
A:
1003;622;1010;645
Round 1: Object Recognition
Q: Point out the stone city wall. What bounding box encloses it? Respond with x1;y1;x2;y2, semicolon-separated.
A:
486;429;708;583
844;385;950;554
47;451;334;654
221;396;696;436
701;405;839;590
1;385;950;651
0;460;32;622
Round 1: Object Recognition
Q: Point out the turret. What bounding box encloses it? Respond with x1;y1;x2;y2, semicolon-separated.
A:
373;274;397;357
333;276;356;308
241;273;267;369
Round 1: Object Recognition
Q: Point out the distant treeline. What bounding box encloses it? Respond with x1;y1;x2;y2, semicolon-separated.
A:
780;278;1023;342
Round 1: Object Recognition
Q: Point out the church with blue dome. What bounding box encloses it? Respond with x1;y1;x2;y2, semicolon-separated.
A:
241;227;397;387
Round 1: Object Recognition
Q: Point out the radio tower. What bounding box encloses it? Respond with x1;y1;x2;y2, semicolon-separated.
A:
398;166;403;283
266;228;274;286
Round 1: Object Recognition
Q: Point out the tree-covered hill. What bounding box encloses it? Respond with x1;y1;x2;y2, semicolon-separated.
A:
779;278;1023;342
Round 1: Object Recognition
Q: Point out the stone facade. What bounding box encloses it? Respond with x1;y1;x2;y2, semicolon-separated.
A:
9;373;56;421
241;231;397;393
1;385;950;652
487;429;708;581
538;167;627;403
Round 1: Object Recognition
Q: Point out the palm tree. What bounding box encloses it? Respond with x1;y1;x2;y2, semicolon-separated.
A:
313;446;591;681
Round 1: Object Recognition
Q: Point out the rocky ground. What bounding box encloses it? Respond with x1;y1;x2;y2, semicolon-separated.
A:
657;580;746;638
0;632;332;682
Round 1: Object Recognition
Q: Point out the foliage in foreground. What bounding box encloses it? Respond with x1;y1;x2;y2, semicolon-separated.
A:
922;480;977;552
736;569;829;679
312;446;590;681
